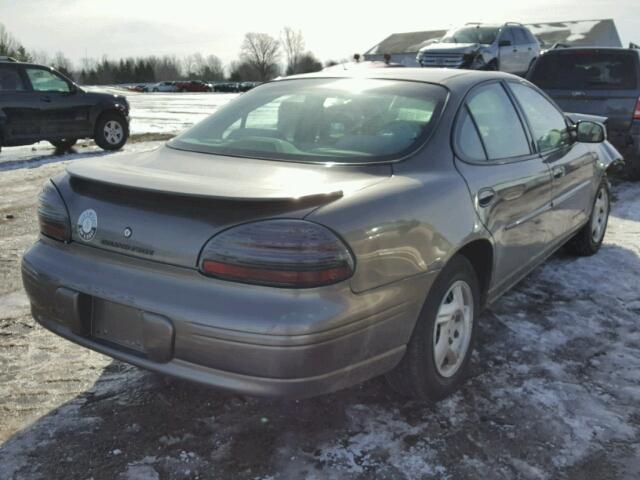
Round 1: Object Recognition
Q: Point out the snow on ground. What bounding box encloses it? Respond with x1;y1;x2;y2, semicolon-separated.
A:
86;87;238;135
1;93;640;479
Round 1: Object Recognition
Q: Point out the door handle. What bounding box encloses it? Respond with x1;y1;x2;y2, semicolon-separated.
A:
41;96;51;103
477;188;496;207
552;166;566;179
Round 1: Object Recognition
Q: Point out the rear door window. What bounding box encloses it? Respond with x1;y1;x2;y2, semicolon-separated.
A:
0;65;25;91
529;52;638;90
524;29;538;44
509;83;571;151
500;28;515;46
513;28;529;45
466;83;531;160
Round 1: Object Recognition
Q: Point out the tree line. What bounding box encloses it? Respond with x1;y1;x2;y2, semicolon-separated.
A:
0;24;326;85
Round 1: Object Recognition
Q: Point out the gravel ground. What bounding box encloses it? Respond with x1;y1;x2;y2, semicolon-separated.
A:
1;94;640;479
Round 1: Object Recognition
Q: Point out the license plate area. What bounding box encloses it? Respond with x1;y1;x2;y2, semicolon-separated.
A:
91;299;145;353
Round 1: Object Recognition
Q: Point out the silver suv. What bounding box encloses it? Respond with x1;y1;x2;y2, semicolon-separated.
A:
417;22;540;75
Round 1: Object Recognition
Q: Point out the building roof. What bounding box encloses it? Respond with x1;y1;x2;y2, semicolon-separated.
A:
364;19;622;56
365;30;447;56
526;19;621;48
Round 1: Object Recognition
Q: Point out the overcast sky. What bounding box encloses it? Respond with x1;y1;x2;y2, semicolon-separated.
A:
1;0;638;68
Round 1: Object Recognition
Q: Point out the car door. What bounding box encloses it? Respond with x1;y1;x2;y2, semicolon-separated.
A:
512;28;532;73
497;28;518;73
507;80;597;238
0;63;42;142
453;82;554;294
24;66;92;138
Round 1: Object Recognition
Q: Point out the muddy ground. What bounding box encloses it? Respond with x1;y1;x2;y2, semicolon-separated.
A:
1;141;640;479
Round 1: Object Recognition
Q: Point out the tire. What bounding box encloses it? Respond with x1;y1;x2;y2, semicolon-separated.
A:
152;88;159;92
625;155;640;181
93;112;129;151
50;138;77;150
386;255;480;401
567;179;610;256
485;59;498;71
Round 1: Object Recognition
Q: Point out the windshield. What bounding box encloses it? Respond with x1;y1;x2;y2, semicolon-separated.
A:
441;26;499;45
168;78;447;164
530;52;638;90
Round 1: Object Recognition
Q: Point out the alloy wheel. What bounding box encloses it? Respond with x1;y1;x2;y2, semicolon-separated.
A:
591;186;609;243
103;120;123;145
433;280;474;378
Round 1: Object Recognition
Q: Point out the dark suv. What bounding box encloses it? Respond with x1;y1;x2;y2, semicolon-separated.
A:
528;47;640;179
0;58;129;152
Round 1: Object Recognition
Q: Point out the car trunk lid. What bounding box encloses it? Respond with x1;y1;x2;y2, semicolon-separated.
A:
61;146;391;268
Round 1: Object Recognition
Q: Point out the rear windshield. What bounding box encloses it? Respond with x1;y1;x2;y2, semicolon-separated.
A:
168;78;447;164
530;51;638;90
441;27;499;45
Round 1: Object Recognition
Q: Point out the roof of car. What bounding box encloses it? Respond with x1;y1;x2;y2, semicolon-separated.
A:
280;67;517;88
0;60;54;69
540;46;640;56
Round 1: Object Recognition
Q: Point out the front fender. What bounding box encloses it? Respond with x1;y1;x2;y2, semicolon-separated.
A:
89;101;129;126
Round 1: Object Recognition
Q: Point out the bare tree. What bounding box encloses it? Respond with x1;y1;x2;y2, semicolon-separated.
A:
282;27;305;75
51;51;74;77
240;32;281;81
296;52;322;74
0;23;31;61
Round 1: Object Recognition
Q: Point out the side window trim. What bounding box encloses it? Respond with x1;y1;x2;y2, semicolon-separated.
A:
464;104;489;161
500;80;537;153
504;79;571;154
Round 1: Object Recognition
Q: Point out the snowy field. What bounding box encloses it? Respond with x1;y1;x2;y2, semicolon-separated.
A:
1;92;640;479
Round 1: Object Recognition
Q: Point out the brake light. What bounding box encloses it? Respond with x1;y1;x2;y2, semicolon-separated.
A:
199;219;355;288
38;180;71;242
634;97;640;120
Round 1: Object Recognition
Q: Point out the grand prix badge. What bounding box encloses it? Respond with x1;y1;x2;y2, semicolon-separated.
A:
77;209;98;241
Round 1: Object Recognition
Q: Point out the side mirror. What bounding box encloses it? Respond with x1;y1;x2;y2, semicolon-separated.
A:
575;121;605;143
498;40;512;47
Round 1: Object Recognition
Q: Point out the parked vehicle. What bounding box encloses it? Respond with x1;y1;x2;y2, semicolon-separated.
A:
213;82;242;93
417;22;540;76
237;81;261;92
22;69;620;400
528;47;640;179
129;84;148;92
149;81;177;92
175;80;212;92
0;58;129;152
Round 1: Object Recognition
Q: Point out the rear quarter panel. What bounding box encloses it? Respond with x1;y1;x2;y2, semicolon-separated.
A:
307;138;485;294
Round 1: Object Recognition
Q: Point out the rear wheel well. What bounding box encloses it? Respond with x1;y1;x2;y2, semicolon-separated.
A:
455;239;493;308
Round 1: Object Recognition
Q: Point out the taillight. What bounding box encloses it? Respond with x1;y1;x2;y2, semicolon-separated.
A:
199;219;355;288
38;180;71;242
634;97;640;120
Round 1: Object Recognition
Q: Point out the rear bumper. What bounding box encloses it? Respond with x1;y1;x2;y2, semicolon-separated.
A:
22;239;434;397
